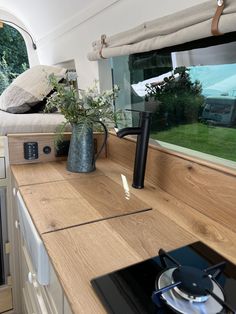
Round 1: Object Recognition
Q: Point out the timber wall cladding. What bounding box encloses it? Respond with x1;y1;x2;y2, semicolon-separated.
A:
107;134;236;233
8;133;107;164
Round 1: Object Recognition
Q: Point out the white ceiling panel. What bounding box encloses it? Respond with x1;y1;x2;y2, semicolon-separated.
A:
0;0;99;39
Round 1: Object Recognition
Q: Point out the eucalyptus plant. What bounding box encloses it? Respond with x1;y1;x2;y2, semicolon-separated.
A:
45;73;119;141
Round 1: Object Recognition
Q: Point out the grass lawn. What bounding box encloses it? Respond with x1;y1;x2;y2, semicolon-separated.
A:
151;123;236;162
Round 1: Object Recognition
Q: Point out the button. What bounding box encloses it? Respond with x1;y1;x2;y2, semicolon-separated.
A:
43;146;52;154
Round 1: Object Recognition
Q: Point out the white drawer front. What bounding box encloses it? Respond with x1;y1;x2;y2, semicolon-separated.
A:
17;191;50;285
0;157;5;179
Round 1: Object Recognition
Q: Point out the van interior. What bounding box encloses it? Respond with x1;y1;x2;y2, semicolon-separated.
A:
0;1;236;313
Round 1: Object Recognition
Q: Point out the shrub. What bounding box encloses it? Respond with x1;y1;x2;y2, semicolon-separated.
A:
0;53;28;95
145;67;204;130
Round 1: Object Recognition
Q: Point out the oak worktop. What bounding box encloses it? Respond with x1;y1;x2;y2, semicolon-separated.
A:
11;159;236;314
16;173;150;234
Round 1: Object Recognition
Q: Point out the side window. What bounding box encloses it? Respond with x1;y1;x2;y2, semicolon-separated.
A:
102;40;236;164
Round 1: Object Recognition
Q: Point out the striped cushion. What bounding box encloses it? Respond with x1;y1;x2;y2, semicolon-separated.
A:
0;65;66;113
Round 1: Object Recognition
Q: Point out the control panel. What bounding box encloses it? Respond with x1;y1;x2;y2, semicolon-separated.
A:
24;142;39;160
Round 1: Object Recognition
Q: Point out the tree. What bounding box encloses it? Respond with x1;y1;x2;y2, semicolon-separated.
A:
0;24;29;74
145;67;204;130
0;24;29;94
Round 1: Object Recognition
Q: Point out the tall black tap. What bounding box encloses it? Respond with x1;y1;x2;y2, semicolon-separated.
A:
116;110;152;189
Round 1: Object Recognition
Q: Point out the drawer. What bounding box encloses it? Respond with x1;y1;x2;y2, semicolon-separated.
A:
17;191;50;285
21;245;59;314
21;246;48;314
22;238;63;314
0;157;5;179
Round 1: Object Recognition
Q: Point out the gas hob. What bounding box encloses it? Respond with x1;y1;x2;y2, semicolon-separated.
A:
91;242;236;314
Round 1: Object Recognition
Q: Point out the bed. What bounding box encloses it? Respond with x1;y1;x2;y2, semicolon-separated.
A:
0;110;69;135
0;65;71;135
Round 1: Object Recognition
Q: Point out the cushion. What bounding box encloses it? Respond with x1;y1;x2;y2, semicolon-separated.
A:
0;65;67;113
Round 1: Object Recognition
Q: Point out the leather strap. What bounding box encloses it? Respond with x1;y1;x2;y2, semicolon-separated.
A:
211;0;225;36
99;34;107;59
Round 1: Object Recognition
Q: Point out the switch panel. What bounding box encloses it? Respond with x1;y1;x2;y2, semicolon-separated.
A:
24;142;39;160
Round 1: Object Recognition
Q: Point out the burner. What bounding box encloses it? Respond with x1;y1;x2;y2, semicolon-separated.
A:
172;266;213;302
91;242;236;314
156;268;225;314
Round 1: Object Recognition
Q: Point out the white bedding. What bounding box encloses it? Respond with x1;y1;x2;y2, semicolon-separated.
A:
0;110;69;135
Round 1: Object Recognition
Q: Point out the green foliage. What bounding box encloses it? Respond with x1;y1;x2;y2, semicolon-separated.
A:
45;74;119;140
0;24;29;74
151;123;236;162
145;67;204;130
0;24;29;94
0;53;20;94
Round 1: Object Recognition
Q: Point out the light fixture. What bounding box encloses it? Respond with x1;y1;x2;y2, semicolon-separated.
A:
0;19;37;50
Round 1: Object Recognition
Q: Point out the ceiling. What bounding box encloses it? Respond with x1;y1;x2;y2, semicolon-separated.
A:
0;0;98;40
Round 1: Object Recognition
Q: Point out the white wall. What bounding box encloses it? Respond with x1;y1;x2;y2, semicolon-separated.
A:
36;0;208;89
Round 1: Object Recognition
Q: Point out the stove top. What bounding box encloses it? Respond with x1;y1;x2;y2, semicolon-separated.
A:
91;242;236;314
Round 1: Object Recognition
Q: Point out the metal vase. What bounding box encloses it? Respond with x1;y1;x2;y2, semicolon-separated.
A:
67;123;95;173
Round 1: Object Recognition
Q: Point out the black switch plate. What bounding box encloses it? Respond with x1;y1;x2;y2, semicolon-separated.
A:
24;142;39;160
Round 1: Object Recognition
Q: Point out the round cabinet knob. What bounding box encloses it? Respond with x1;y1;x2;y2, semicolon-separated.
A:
43;146;52;154
15;220;20;229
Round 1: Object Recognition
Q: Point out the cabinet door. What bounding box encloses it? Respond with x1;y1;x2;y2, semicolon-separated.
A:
21;241;64;314
45;263;63;314
0;157;5;179
22;287;36;314
64;296;73;314
21;245;49;314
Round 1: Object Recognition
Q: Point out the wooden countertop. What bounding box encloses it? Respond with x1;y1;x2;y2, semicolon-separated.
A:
19;175;151;234
11;159;236;314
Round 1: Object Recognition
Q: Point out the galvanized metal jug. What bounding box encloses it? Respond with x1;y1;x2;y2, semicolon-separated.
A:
67;121;107;173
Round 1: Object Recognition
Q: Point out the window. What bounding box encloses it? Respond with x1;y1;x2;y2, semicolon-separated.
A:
0;24;29;94
100;35;236;164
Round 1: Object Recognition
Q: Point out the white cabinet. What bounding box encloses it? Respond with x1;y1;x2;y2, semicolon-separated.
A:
15;190;72;314
17;191;50;285
64;296;73;314
0;136;6;179
0;157;5;179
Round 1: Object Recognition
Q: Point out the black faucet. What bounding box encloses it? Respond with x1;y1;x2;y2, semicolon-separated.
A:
116;110;152;189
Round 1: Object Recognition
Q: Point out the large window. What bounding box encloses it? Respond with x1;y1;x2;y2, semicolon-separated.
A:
102;36;236;163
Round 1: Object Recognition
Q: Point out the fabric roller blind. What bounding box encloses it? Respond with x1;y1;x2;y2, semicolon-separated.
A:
87;0;236;61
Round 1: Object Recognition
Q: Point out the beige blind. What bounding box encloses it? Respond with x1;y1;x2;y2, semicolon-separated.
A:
87;0;236;61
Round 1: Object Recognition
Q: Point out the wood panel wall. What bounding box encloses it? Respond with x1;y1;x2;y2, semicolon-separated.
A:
8;133;107;165
107;133;236;233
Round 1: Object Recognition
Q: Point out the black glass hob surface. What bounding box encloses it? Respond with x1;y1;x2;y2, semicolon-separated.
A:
91;242;236;314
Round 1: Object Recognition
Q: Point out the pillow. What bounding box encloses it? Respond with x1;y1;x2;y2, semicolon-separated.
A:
0;65;67;113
